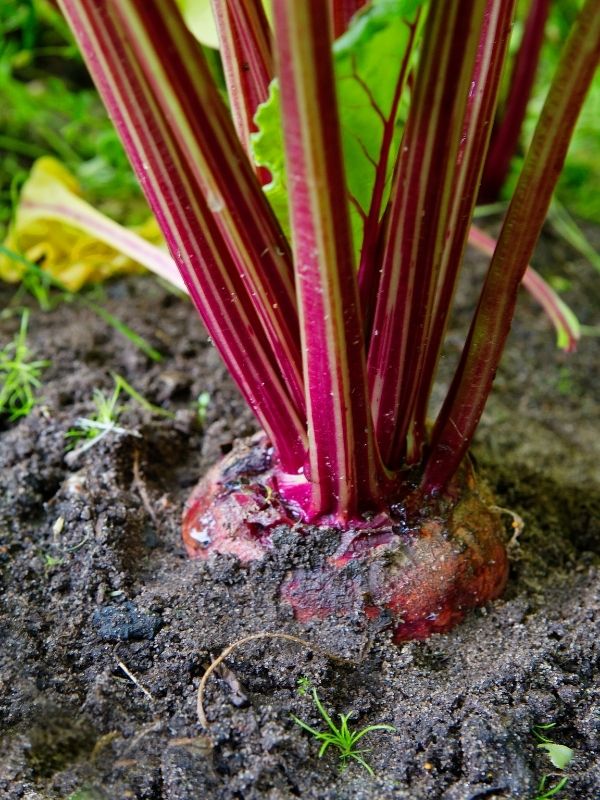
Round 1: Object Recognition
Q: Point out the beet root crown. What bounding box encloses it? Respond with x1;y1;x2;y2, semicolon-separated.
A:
183;436;508;642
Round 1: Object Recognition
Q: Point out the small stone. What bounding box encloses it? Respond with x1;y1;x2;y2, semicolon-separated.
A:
92;601;162;642
52;516;65;536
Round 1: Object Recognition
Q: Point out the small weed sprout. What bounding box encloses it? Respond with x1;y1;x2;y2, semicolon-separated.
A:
533;775;569;800
0;309;48;421
66;381;129;451
196;391;211;425
291;678;395;776
532;723;574;800
66;372;172;459
43;553;64;569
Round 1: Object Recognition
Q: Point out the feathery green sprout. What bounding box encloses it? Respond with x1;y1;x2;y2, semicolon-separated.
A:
531;723;573;800
0;309;48;420
66;382;125;448
291;678;395;776
66;372;173;454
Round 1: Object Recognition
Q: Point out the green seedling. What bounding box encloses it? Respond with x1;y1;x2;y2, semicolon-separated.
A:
66;383;127;448
531;723;574;800
66;372;173;456
43;553;64;569
0;308;48;420
291;678;395;776
533;775;569;800
533;724;574;770
196;390;211;425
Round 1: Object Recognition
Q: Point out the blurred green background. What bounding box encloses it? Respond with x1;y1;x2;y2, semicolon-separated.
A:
0;0;144;237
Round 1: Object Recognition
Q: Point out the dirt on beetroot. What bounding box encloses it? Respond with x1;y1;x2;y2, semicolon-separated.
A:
0;228;599;800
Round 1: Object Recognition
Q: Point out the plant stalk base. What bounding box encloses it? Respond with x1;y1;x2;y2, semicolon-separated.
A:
182;435;508;643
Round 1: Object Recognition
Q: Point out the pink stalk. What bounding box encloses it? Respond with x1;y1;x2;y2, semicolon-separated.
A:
210;0;273;183
58;0;308;472
407;0;516;460
329;0;367;39
468;225;580;352
480;0;552;201
423;0;600;496
367;0;505;470
273;0;385;519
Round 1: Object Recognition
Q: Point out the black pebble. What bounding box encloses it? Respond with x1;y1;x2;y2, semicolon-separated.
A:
92;601;162;641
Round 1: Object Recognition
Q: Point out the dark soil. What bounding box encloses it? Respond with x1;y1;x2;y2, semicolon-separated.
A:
1;229;599;800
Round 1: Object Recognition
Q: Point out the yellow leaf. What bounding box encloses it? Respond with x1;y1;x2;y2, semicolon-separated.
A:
0;157;174;292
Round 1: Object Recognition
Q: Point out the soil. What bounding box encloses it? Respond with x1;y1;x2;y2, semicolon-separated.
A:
0;228;599;800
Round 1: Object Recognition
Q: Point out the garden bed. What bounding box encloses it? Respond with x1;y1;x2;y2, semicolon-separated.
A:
0;231;599;800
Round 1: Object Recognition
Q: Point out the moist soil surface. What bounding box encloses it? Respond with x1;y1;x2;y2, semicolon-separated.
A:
1;229;599;800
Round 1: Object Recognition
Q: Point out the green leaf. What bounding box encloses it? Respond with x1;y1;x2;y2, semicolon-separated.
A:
333;0;424;256
251;0;424;260
252;80;291;238
175;0;219;48
538;742;574;770
175;0;273;48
